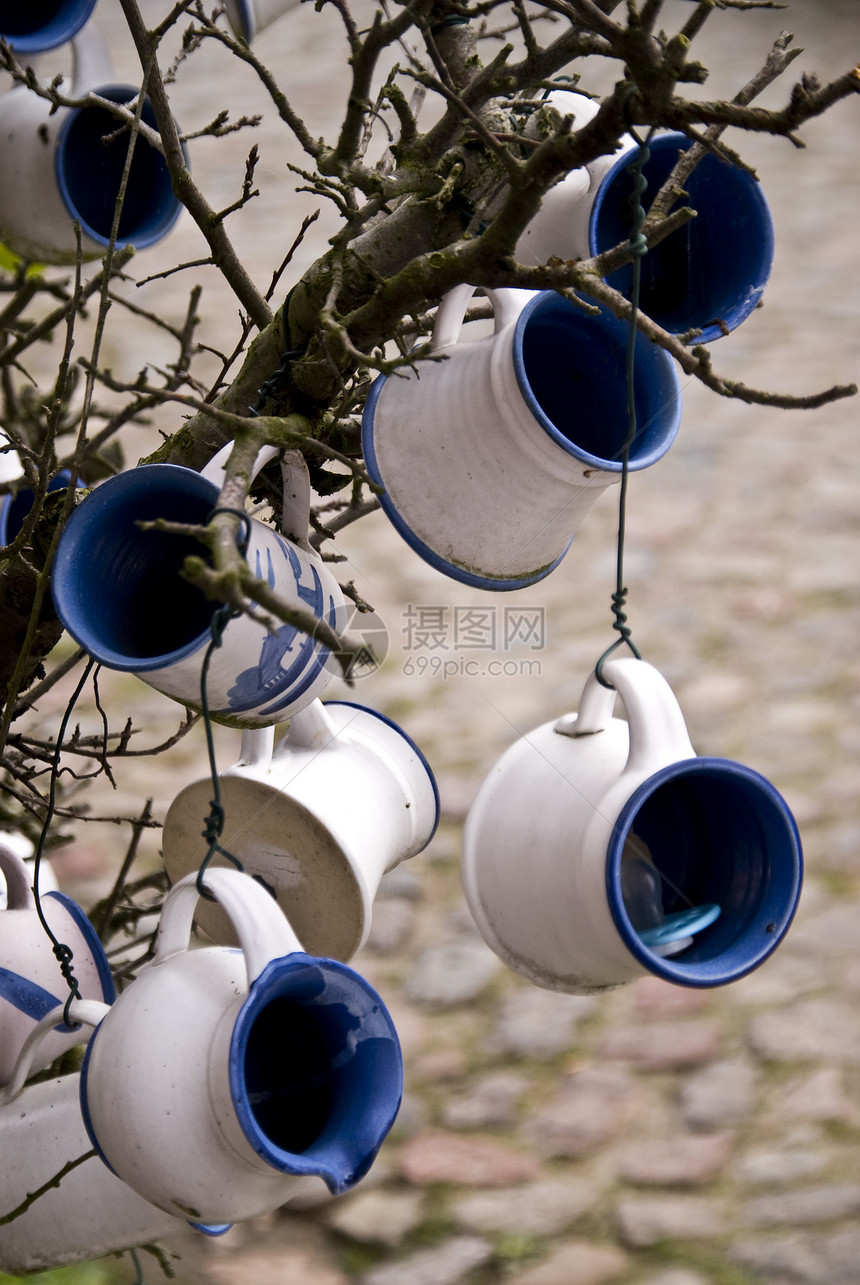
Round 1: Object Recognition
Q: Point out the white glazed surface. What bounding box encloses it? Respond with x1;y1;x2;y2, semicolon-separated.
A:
0;842;111;1085
0;28;116;263
80;870;322;1224
0;1073;187;1274
461;658;697;993
161;699;438;960
367;285;618;584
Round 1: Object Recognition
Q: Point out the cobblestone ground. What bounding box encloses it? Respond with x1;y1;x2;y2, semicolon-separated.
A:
19;1;860;1283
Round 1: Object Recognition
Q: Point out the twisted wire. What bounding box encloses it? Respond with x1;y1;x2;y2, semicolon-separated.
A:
32;658;97;1026
195;513;253;900
596;116;654;688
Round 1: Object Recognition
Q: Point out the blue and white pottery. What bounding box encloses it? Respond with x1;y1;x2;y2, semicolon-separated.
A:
80;869;403;1224
462;657;802;993
162;697;439;961
51;445;346;727
0;25;183;264
362;284;681;589
517;90;774;343
0;0;97;54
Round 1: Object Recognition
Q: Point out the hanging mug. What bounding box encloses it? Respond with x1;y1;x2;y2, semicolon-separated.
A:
224;0;301;41
0;24;183;264
0;1;97;54
80;868;403;1225
51;444;346;727
362;285;681;589
462;657;802;994
516;90;774;343
162;698;439;961
0;1002;228;1274
0;838;115;1087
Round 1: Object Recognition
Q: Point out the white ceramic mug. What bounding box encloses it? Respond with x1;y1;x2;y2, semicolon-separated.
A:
462;657;802;994
516;90;774;343
0;25;183;264
224;0;301;40
51;444;346;726
80;868;403;1225
0;1002;228;1274
0;839;115;1087
0;1;96;54
162;698;439;961
362;285;681;589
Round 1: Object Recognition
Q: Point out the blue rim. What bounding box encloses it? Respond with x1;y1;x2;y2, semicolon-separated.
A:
52;465;224;673
590;134;774;344
55;86;184;251
230;954;402;1194
231;0;255;39
362;373;573;590
79;1029;117;1174
324;700;441;847
606;757;802;986
0;0;97;52
45;890;116;1004
509;292;682;471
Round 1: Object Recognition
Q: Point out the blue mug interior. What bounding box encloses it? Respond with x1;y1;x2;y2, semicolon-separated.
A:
51;465;220;670
0;470;72;548
231;955;403;1193
56;87;182;249
0;0;96;52
512;291;681;471
590;135;774;343
606;758;802;986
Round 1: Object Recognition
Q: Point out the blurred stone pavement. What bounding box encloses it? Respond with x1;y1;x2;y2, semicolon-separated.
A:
27;1;860;1283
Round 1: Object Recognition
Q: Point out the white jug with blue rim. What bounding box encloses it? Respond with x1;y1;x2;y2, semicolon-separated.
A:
462;657;802;993
516;90;774;344
0;23;184;264
80;868;403;1225
362;285;681;590
51;444;345;727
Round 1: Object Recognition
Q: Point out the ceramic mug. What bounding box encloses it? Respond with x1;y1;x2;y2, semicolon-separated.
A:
0;1;97;54
224;0;301;40
162;697;439;961
80;868;403;1224
0;839;115;1086
516;90;774;344
0;24;183;264
51;444;346;727
462;657;802;994
0;1002;228;1274
362;285;681;589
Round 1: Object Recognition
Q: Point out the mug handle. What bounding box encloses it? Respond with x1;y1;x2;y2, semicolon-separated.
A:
0;998;109;1107
70;24;115;95
155;868;305;986
556;658;695;776
200;441;316;555
234;698;339;774
432;285;538;350
0;839;35;912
